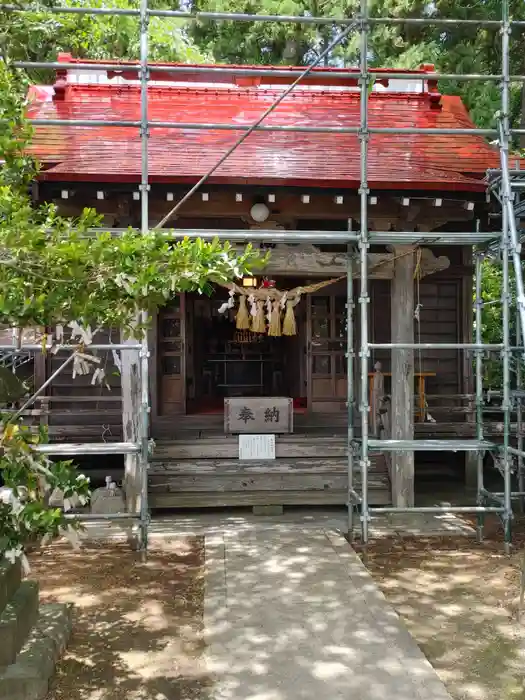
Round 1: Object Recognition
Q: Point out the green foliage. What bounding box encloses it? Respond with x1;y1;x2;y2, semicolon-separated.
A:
0;57;261;561
0;61;262;333
0;0;209;76
477;258;525;389
0;421;91;563
188;0;525;130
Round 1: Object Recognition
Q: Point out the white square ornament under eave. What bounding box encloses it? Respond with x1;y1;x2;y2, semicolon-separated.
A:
239;434;276;460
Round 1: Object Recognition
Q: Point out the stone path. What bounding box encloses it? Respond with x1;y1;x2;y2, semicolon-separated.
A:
204;528;453;700
77;506;475;542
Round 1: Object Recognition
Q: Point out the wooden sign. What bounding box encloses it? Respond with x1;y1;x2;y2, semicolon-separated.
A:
239;434;276;460
224;397;293;434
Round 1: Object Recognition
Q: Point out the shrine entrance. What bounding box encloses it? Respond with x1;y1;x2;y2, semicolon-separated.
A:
157;277;352;417
185;286;306;414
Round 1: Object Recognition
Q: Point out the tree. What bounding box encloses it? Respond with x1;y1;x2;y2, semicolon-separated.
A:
0;60;261;565
0;0;209;85
188;0;525;129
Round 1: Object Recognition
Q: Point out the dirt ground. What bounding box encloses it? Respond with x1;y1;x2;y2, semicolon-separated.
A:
359;515;525;700
28;536;208;700
24;512;525;700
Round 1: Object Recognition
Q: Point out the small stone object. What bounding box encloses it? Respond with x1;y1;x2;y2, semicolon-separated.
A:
90;478;125;515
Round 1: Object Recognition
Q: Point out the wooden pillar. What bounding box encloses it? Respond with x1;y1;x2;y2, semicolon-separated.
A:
461;247;477;489
390;246;415;507
121;332;142;515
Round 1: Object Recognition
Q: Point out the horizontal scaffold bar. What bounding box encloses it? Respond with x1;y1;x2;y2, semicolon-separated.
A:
0;344;142;351
13;61;521;83
508;446;525;458
0;5;511;28
23;117;498;137
34;442;141;456
368;439;495;451
368;232;496;244
63;512;139;521
95;229;360;243
369;342;504;350
86;229;495;245
368;506;504;514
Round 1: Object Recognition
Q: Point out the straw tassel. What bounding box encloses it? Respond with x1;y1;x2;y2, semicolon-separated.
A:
282;300;297;336
268;300;282;337
251;300;266;333
236;295;250;329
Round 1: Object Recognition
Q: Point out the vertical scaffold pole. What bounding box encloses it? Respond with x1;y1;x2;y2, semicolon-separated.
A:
517;306;524;512
501;0;513;552
474;252;485;541
358;0;370;545
346;220;355;540
138;0;151;560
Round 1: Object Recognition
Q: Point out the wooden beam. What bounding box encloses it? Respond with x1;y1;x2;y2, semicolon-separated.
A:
258;245;450;278
120;331;142;517
48;185;481;231
390;245;415;507
148;311;159;422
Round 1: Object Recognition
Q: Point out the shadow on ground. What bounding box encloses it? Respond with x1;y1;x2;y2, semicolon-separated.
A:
359;517;525;700
28;537;209;700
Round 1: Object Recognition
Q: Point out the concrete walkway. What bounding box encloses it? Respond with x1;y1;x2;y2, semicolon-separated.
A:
77;506;475;542
204;528;453;700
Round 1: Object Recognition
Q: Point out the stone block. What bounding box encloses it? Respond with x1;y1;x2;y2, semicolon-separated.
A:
0;580;39;667
252;504;284;516
90;485;125;514
0;558;22;615
0;603;72;700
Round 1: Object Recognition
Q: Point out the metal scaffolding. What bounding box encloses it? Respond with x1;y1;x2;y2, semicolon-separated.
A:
2;0;525;551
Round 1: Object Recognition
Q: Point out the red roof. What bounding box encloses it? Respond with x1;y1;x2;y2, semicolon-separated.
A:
27;58;500;192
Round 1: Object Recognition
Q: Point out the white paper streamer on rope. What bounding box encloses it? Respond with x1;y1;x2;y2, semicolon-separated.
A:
248;294;257;317
218;289;236;315
265;297;272;322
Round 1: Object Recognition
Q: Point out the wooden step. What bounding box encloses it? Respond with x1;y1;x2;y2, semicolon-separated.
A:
148;455;391;509
149;490;390;509
152;436;347;460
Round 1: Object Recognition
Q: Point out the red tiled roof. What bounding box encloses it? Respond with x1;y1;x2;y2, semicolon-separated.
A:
26;63;500;192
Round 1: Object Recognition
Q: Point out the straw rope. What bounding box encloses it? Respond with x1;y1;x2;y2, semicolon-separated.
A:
218;276;345;336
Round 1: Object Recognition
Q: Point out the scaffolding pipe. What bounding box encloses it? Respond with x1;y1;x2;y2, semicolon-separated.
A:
89;230;497;245
137;0;150;559
1;0;520;554
501;0;514;552
499;127;525;351
64;512;139;521
369;439;494;451
508;446;525;458
22;117;499;137
369;506;504;514
9;352;77;422
34;442;141;455
346;223;355;540
0;4;512;28
475;253;485;541
358;0;370;546
156;20;358;227
517;305;525;512
487;491;525;498
369;343;504;350
13;59;522;83
0;344;142;351
150;230;360;243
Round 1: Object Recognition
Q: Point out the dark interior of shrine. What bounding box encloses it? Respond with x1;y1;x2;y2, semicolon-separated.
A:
187;287;305;413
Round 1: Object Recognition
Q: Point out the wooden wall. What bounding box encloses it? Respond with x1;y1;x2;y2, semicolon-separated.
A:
372;278;461;400
46;327;123;442
41;245;472;439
